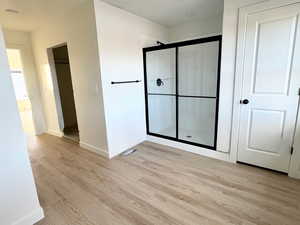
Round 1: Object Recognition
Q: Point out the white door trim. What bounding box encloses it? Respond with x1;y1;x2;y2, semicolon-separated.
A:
231;0;300;178
46;46;65;133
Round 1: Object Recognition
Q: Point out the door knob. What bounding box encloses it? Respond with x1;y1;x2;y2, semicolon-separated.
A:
240;99;249;104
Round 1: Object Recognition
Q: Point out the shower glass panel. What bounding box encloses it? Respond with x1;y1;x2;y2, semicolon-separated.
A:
148;95;176;137
146;48;176;137
178;41;219;147
143;36;221;150
178;97;216;146
178;42;219;97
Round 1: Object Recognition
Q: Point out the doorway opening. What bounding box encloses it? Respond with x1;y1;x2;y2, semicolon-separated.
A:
52;45;79;142
7;48;36;136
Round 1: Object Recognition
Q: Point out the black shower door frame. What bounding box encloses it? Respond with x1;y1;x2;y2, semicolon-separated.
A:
143;35;222;150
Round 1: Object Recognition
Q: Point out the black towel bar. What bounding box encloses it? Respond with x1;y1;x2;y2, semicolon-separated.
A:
111;80;142;85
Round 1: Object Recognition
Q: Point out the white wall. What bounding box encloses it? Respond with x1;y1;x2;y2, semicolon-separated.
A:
169;14;223;42
0;27;43;225
93;0;169;157
31;1;108;155
3;29;46;135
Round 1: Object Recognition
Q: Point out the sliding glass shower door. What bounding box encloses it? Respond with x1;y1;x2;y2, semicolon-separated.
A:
178;41;219;147
144;36;221;150
145;48;176;138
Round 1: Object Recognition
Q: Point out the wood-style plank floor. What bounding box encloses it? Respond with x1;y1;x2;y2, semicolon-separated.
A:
29;134;300;225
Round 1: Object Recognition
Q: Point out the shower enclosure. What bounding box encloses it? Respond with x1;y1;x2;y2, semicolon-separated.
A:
143;35;221;150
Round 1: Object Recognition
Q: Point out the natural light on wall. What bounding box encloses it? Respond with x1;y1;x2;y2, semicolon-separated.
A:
43;63;54;91
6;48;35;135
7;49;23;70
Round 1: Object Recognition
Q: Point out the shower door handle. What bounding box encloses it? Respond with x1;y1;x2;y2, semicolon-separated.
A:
240;99;249;104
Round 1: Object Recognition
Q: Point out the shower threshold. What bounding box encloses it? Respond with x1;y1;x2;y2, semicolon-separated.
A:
151;127;214;147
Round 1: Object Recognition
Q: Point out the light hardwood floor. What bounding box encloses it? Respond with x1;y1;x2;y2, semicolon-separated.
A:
29;134;300;225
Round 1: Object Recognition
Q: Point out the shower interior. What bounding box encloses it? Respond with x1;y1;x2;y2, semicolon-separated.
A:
143;36;221;150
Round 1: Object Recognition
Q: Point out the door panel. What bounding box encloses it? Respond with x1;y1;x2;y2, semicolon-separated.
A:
253;17;296;95
248;109;285;154
238;3;300;172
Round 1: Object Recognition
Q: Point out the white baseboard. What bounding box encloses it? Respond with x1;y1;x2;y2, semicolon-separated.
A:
80;141;109;158
12;206;44;225
147;135;231;162
46;129;63;138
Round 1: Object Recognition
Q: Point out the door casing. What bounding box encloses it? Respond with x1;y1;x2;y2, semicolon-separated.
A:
231;0;300;178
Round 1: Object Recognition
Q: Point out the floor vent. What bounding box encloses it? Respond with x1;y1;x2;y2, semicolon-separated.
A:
121;149;137;156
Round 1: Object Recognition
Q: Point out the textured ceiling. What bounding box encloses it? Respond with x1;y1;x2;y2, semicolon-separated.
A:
0;0;223;31
0;0;88;31
101;0;224;27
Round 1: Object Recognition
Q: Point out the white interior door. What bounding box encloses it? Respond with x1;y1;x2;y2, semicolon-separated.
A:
237;3;300;172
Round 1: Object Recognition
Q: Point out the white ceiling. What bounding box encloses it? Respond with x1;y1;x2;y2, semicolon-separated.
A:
101;0;224;27
0;0;223;31
0;0;88;31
